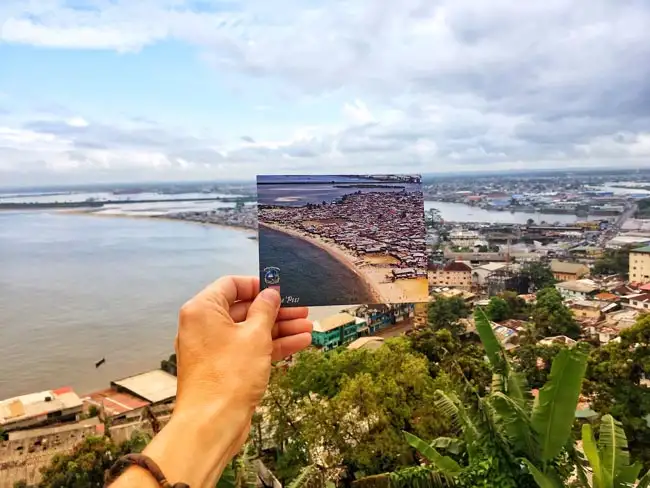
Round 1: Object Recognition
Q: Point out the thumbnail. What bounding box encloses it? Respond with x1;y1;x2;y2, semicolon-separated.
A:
257;174;428;307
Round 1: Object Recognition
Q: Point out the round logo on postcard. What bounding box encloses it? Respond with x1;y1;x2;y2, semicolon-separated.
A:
263;266;281;286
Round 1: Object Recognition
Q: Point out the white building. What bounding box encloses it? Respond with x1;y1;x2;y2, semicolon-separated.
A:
0;387;83;432
555;279;600;300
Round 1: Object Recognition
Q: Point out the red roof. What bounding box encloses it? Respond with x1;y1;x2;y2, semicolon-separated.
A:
640;284;650;291
85;388;150;416
52;386;74;395
594;292;620;301
444;261;472;272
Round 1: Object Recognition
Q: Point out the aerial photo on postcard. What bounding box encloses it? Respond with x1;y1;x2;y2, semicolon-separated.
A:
257;174;428;307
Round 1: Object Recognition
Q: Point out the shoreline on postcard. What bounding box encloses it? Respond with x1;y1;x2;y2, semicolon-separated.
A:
259;222;428;304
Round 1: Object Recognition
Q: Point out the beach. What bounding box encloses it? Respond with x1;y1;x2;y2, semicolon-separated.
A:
260;222;428;303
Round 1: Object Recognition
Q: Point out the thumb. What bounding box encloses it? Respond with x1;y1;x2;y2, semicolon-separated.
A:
246;288;281;329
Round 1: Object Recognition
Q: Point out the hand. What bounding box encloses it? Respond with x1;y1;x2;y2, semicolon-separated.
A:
174;275;312;421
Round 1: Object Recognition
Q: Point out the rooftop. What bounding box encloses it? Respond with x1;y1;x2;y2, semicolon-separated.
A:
84;388;150;416
111;370;177;404
550;260;588;275
555;279;599;294
0;387;82;426
632;245;650;254
347;337;385;351
444;261;472;272
313;312;357;333
477;262;509;272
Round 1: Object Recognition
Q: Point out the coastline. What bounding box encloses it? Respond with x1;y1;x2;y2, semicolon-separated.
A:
57;209;257;235
260;222;427;304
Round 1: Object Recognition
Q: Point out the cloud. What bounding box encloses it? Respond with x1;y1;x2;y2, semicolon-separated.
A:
1;0;650;184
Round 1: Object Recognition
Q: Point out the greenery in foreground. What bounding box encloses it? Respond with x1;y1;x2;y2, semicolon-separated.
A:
21;296;650;488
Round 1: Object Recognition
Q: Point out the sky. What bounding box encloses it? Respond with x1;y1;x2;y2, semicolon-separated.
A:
1;0;649;186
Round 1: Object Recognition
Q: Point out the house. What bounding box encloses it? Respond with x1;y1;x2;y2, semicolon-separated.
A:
630;246;650;283
347;336;385;351
629;293;650;311
110;370;177;406
0;387;83;432
312;312;364;351
539;336;577;347
555;279;600;300
472;262;510;286
569;300;606;321
550;260;590;281
429;261;472;289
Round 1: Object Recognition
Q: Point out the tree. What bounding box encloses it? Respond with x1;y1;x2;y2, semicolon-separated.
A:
498;291;530;320
511;342;566;389
38;431;151;488
400;308;590;488
486;297;512;322
592;247;630;279
261;339;455;484
522;262;556;291
531;287;581;339
428;296;470;335
583;315;650;470
527;218;535;226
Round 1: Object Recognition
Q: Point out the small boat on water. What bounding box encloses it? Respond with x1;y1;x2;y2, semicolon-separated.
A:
248;235;258;240
95;357;106;368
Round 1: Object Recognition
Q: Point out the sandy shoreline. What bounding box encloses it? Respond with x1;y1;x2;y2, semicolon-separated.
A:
57;209;257;235
260;222;428;303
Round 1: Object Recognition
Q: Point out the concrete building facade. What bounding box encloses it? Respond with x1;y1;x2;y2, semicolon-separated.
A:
429;261;472;289
630;246;650;283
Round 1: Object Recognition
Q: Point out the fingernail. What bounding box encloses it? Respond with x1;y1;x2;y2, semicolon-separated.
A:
260;287;280;304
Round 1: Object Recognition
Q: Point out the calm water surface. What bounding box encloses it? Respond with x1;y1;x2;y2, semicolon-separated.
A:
0;211;258;398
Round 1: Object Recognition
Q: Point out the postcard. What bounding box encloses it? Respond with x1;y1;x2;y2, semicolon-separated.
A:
256;174;428;307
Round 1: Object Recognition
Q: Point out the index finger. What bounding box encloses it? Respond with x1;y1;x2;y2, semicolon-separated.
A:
197;276;260;309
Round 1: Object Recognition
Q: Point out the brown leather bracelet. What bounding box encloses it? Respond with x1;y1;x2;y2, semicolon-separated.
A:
105;453;189;488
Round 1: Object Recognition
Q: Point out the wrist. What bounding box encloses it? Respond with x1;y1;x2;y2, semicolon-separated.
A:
143;398;253;487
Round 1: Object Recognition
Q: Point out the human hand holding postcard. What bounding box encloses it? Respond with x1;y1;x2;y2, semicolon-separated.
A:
257;174;428;307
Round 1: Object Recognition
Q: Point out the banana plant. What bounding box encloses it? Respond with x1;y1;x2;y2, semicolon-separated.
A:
403;308;588;487
582;414;644;488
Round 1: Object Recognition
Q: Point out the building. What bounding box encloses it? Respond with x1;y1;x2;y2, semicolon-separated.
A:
555;279;600;300
429;261;472;289
83;388;150;422
0;387;83;432
347;336;385;351
569;300;606;321
550;260;590;281
472;262;510;286
449;229;481;247
346;303;414;334
630;246;650;283
110;370;177;405
312;312;364;351
629;293;650;311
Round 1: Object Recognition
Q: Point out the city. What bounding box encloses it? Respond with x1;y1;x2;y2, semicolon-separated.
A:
5;169;650;486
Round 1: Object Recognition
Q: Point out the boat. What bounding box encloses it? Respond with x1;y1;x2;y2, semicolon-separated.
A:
95;357;106;368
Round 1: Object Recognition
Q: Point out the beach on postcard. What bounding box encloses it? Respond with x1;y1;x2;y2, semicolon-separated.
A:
257;175;429;307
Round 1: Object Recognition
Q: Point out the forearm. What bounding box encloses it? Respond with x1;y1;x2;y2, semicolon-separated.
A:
110;401;253;488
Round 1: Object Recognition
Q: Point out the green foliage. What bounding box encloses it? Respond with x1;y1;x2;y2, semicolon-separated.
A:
403;432;462;475
583;314;650;470
582;415;643;488
511;343;566;389
498;291;530;320
262;338;455;481
531;287;581;339
428;297;470;335
13;482;29;488
592;248;630;278
37;431;152;488
522;262;556;291
530;348;588;462
485;297;512;322
87;405;100;418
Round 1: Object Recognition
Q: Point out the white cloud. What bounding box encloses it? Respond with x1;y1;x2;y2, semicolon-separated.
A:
66;117;89;128
1;0;650;184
